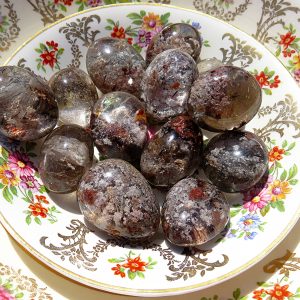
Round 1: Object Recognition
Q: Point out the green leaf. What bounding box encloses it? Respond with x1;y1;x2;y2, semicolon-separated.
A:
268;70;275;77
287;164;298;180
137;271;145;278
106;18;115;26
105;25;113;30
34;217;42;225
289;179;298;185
160;12;170;24
132;20;143;25
10;186;17;196
263;88;272;95
286;141;296;151
282;140;288;148
39;185;47;193
275;160;282;168
57;48;64;55
59;3;67;12
230;209;240;218
140;10;146;17
258;224;264;232
276;200;285;212
275;48;281;57
22;197;31;203
78;3;84;11
35;48;43;54
260;204;270;216
146;265;153;269
238;232;244;238
26;215;32;225
128;270;136;280
127;12;142;20
3;187;13;203
132;44;142;53
280;169;287;181
233;288;241;300
1;147;9;160
284;151;291;156
0;183;4;189
15;292;24;299
27;190;33;200
108;258;125;263
39;43;47;51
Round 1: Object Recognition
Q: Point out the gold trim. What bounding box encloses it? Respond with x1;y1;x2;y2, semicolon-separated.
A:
1;2;300;296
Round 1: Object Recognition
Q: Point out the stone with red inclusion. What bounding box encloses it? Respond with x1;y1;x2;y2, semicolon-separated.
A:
86;37;146;97
142;49;198;123
90;91;148;167
188;65;262;131
162;178;230;246
146;23;202;65
78;159;160;242
140;115;203;187
0;66;58;141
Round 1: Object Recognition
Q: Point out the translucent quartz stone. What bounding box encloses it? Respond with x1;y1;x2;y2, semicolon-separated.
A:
197;57;223;73
86;37;146;97
49;67;98;128
0;66;58;141
78;159;160;241
162;178;229;246
39;125;94;193
91;91;148;167
146;23;202;65
140;115;203;187
188;65;262;131
203;131;268;193
142;49;198;123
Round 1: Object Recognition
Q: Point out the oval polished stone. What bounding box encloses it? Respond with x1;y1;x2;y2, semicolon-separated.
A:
162;178;230;246
197;57;223;73
142;49;198;123
146;23;202;65
78;159;160;241
140;115;203;187
188;65;262;131
86;37;146;97
49;67;98;128
91;91;148;167
39;125;94;193
0;66;58;141
203;131;268;193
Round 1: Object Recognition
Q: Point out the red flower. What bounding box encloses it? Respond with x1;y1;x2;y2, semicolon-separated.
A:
111;26;126;39
111;264;126;278
54;0;73;5
35;195;49;204
282;49;296;57
127;37;133;45
269;75;281;88
269;146;285;162
252;288;265;300
29;202;48;218
46;40;58;51
40;50;57;68
123;256;147;272
255;71;269;87
266;284;293;300
279;32;296;50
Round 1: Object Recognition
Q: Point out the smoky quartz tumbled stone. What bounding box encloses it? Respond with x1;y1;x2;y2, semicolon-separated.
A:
90;91;148;167
203;130;268;193
0;66;58;141
146;23;202;65
78;159;160;242
39;125;94;194
86;37;146;97
142;49;198;123
162;178;230;246
188;65;262;131
49;67;98;128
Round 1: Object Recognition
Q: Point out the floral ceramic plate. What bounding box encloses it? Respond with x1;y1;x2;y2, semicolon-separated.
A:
0;3;300;297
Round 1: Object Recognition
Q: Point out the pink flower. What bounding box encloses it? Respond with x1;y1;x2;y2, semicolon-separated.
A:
243;187;272;212
293;69;300;83
20;175;40;192
0;286;15;300
8;151;36;177
137;29;152;48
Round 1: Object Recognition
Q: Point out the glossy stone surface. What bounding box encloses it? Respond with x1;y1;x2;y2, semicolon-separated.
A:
188;65;262;131
91;92;148;167
39;125;94;193
0;66;58;141
140;115;203;187
203;131;268;193
78;159;160;241
86;37;145;97
146;23;202;65
49;67;98;128
197;57;223;73
162;178;229;246
142;49;198;123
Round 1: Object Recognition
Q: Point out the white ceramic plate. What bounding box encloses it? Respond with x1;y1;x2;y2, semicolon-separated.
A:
0;3;300;297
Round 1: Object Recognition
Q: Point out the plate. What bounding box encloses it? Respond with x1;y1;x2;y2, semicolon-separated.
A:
1;3;300;297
